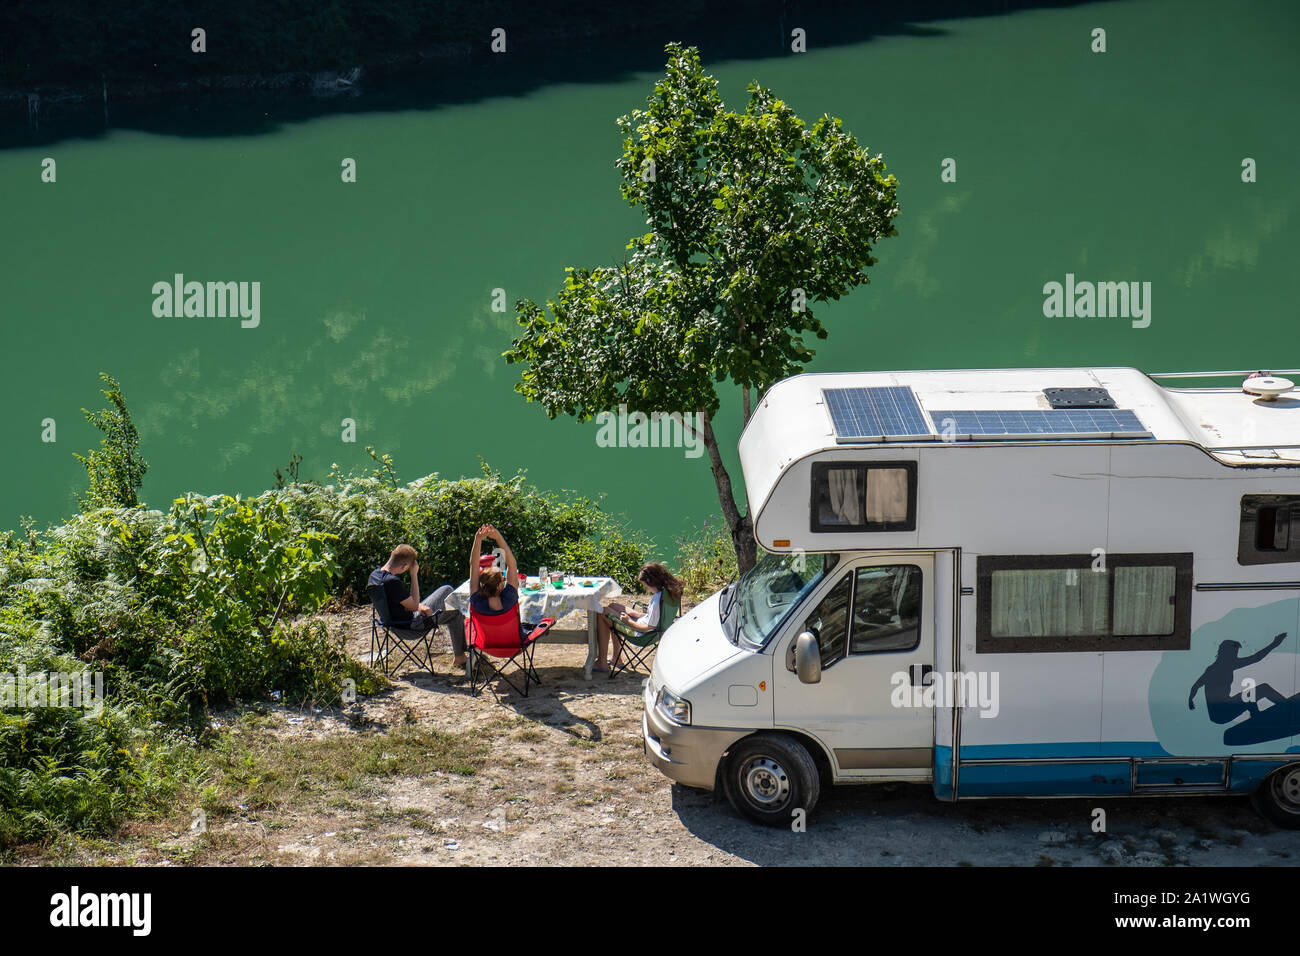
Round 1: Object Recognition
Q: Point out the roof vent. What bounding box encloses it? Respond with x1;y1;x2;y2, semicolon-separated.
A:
1243;373;1295;402
1043;387;1116;409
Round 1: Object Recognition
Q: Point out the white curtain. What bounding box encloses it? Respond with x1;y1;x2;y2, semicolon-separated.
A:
991;568;1109;638
827;468;863;525
1113;565;1175;635
866;468;909;523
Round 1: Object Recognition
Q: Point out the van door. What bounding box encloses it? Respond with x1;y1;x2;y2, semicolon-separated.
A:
771;554;936;779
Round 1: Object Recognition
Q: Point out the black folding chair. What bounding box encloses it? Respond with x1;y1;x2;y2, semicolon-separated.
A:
609;592;680;679
367;583;436;676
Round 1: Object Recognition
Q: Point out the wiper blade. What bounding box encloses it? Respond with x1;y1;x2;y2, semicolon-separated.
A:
719;577;740;624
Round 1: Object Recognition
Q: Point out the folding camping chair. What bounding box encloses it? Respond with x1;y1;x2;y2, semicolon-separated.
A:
466;604;556;698
367;583;437;676
608;592;680;679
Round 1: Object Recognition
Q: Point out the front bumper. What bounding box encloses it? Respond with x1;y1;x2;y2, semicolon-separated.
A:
642;682;751;791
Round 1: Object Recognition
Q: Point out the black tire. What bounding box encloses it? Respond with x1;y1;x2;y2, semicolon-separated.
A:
722;734;820;827
1250;763;1300;829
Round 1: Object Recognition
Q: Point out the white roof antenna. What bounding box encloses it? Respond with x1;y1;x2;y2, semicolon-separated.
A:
1243;371;1295;401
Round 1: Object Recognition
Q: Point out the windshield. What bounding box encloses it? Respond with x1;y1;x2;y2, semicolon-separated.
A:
725;551;837;649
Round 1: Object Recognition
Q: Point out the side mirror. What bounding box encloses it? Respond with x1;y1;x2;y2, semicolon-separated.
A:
794;631;822;684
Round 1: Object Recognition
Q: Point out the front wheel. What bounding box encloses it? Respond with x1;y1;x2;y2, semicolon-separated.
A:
722;735;820;827
1251;763;1300;829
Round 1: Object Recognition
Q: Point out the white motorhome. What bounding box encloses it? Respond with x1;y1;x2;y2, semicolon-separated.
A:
643;367;1300;827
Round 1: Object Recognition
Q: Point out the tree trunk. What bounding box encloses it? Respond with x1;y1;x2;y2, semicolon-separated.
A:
699;410;758;576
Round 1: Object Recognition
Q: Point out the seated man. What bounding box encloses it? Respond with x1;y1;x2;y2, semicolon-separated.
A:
368;544;467;668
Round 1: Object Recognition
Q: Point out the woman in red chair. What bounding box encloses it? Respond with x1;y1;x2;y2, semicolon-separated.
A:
465;524;555;696
469;523;519;619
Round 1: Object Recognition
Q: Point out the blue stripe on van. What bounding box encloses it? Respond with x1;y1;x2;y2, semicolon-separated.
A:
955;743;1299;796
958;761;1132;796
1229;760;1296;792
958;743;1161;797
954;743;1164;796
933;745;953;800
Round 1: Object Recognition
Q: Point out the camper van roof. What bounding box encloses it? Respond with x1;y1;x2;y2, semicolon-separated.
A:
740;367;1300;499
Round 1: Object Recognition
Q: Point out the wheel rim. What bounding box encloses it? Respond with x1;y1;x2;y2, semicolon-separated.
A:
740;755;791;810
1269;767;1300;816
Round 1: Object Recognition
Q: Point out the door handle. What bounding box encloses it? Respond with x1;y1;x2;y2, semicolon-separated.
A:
910;664;933;687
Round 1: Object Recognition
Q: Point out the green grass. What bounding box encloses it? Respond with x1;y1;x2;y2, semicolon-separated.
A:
194;725;488;818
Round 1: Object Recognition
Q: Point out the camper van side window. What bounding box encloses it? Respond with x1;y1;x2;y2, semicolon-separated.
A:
810;461;917;533
1238;495;1300;565
850;565;923;654
975;553;1192;653
800;572;852;669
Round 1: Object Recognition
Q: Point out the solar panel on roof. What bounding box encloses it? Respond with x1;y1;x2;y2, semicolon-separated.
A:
824;386;934;443
927;408;1151;440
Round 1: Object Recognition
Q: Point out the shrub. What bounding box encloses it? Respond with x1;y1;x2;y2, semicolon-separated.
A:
271;460;651;593
156;493;338;639
0;705;141;845
74;373;148;510
0;621;161;846
676;517;737;601
176;617;383;710
0;446;646;848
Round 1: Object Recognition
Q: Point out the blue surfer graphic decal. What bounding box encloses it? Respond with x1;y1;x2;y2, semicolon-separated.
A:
1188;633;1297;745
1150;598;1300;755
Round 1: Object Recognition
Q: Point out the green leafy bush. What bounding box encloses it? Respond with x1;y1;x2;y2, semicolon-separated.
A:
73;373;148;510
156;493;337;639
676;517;737;602
272;461;651;593
179;618;382;711
1;382;648;850
0;705;142;845
0;496;373;847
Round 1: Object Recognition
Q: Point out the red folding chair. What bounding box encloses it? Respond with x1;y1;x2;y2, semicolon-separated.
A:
466;604;555;698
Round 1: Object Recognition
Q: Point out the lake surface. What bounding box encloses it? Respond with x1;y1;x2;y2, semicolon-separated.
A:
2;0;1297;555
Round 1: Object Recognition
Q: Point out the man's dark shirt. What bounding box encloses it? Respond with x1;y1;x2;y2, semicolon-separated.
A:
369;568;413;626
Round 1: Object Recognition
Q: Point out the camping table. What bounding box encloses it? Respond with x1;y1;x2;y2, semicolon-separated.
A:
447;576;623;681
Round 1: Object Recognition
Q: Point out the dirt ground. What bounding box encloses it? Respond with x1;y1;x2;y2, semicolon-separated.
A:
37;608;1300;866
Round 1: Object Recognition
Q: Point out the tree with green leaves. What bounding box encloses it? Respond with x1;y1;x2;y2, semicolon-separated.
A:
74;372;148;510
506;44;900;573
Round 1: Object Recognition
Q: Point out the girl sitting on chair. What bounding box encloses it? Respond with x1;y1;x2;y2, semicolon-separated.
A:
595;562;684;672
469;524;520;621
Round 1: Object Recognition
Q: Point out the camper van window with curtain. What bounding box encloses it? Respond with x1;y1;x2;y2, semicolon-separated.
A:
976;553;1192;653
811;461;917;532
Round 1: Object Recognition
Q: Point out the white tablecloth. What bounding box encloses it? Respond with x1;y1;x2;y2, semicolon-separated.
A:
448;576;622;625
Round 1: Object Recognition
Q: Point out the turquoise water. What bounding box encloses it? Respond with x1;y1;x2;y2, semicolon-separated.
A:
2;0;1297;554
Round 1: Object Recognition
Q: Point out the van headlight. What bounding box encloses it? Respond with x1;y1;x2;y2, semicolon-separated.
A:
656;688;691;725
